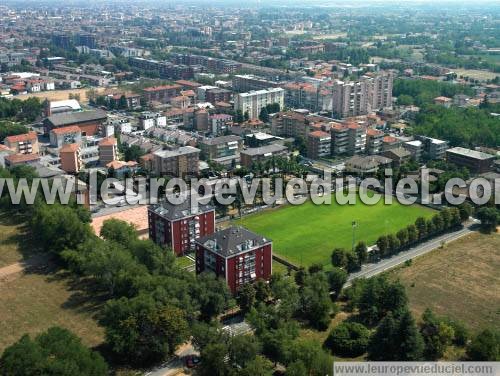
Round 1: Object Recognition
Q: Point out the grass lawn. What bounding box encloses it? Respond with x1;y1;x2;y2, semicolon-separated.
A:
454;68;498;81
177;255;195;269
387;232;500;332
0;213;104;353
0;271;105;353
272;260;289;275
0;213;39;268
235;194;434;267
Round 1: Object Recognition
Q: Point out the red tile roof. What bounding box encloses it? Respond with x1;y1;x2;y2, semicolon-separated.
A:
60;143;80;153
143;84;181;92
5;153;40;164
309;130;330;138
5;131;37;144
50;125;81;135
99;137;117;147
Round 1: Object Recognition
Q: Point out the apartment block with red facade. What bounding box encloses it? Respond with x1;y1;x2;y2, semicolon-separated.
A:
148;198;215;256
195;226;272;294
142;84;182;104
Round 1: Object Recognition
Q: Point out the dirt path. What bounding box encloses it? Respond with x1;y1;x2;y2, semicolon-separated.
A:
0;254;52;282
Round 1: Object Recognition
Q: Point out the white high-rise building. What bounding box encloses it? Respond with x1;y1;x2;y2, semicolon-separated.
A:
234;88;285;120
332;71;394;119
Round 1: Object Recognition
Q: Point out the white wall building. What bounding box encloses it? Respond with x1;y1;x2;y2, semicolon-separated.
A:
234;88;285;120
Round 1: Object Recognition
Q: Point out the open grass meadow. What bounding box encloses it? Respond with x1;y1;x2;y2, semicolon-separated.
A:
387;232;500;332
0;214;104;353
235;194;435;267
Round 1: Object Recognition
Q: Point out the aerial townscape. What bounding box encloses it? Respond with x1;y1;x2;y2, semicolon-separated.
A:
0;0;499;375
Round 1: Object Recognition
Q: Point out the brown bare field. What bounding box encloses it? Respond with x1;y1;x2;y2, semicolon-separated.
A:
312;32;347;40
0;214;39;268
388;232;500;332
454;69;498;81
0;270;105;353
0;222;25;268
0;214;104;353
16;87;106;103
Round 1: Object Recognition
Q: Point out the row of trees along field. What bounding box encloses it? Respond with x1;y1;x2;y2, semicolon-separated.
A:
0;166;498;375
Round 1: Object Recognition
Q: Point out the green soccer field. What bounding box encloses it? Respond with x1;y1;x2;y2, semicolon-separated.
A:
235;195;435;267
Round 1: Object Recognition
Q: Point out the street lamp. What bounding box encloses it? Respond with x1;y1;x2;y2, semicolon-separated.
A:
352;220;358;252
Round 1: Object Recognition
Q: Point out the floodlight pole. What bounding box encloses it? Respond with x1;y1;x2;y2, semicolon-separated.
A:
352;220;357;252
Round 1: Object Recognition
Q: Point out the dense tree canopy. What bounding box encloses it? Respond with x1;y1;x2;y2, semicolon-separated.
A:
413;105;500;148
0;327;108;376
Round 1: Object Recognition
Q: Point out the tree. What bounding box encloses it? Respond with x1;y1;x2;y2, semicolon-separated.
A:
254;279;271;302
387;234;400;254
324;322;370;357
259;107;269;123
407;224;418;243
0;327;108;376
396;228;409;248
415;217;427;239
260;324;298;365
299;272;332;330
82;240;144;296
331;247;348;268
368;310;424;361
286;361;307;376
100;295;189;365
237;283;256;313
466;329;500;361
31;204;93;256
199;342;231;376
123;144;146;162
476;207;498;233
118;95;128;109
354;241;368;265
235;109;244;123
100;218;138;245
191;321;227;352
458;202;473;222
308;263;323;274
240;355;274;376
194;272;233;321
357;276;408;326
269;273;299;319
346;251;360;272
432;213;445;233
376;235;389;257
286;340;332;376
327;267;347;299
419;309;454;360
0;121;29;142
229;335;262;368
397;309;426;361
397;94;414;106
439;208;452;229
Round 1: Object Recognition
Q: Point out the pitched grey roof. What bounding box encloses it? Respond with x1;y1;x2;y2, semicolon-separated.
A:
153;146;200;158
201;135;241;146
148;196;213;221
196;226;271;258
446;147;495;160
46;110;107;127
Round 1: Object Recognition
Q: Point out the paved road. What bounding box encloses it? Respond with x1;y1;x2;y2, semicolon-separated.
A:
346;222;477;286
144;317;250;376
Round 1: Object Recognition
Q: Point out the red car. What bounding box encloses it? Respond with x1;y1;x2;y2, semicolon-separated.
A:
185;355;200;368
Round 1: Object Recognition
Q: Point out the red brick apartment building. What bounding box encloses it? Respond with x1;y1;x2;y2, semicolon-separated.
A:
143;84;182;104
195;226;272;294
148;198;215;256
